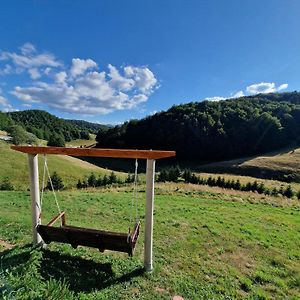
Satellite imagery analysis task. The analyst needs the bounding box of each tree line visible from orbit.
[77,172,135,189]
[157,166,299,199]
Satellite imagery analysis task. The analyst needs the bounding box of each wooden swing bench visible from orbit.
[37,211,140,256]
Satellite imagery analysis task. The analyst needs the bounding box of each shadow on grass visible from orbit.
[1,244,144,294]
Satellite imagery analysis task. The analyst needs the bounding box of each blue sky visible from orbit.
[0,0,300,124]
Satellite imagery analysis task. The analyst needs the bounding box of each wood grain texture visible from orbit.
[11,146,176,159]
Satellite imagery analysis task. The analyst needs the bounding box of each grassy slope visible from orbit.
[0,185,299,299]
[197,146,300,179]
[0,140,125,190]
[0,130,8,136]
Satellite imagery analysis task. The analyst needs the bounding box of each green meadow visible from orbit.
[1,185,299,299]
[0,140,125,190]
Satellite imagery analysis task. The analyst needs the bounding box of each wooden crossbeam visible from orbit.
[11,146,176,159]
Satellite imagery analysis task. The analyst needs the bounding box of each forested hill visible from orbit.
[6,110,107,142]
[96,92,300,161]
[247,91,300,104]
[64,119,108,134]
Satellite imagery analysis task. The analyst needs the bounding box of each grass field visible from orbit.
[66,134,96,148]
[0,184,299,299]
[0,140,125,190]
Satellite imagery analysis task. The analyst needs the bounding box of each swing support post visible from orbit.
[28,154,43,245]
[144,158,155,272]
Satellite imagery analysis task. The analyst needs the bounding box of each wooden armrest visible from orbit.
[47,211,66,226]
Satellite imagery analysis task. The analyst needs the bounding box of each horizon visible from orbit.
[0,1,300,124]
[3,90,299,126]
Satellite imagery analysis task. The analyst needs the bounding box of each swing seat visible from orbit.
[37,212,140,256]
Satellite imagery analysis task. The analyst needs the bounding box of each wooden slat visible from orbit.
[11,146,176,159]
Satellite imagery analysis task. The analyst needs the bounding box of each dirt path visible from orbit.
[0,239,14,250]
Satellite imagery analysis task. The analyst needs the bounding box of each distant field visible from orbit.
[0,140,125,190]
[0,184,299,299]
[66,134,96,147]
[197,146,300,181]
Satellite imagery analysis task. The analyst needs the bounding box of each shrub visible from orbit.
[251,181,258,192]
[125,173,135,183]
[234,179,241,190]
[284,185,294,198]
[182,169,192,182]
[87,173,97,187]
[0,177,14,190]
[80,130,90,140]
[76,179,83,189]
[108,172,118,184]
[271,187,278,196]
[257,183,265,194]
[207,176,216,186]
[47,172,64,190]
[7,125,28,145]
[47,133,65,147]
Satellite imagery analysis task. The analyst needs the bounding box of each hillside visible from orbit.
[197,146,300,182]
[0,140,125,190]
[96,92,300,162]
[65,119,108,134]
[6,110,107,142]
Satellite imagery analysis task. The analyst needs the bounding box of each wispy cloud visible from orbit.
[0,43,159,115]
[0,91,14,112]
[206,82,288,102]
[0,42,61,77]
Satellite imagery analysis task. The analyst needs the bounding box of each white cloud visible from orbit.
[70,58,97,77]
[0,43,61,75]
[0,94,14,112]
[124,66,157,93]
[44,67,52,75]
[205,96,226,102]
[278,83,288,91]
[0,64,12,75]
[246,82,288,94]
[20,42,36,55]
[28,68,41,79]
[231,90,244,98]
[206,82,288,102]
[108,64,134,91]
[55,71,67,84]
[11,64,158,115]
[22,103,32,108]
[1,43,158,115]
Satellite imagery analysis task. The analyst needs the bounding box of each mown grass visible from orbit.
[0,140,125,190]
[0,185,299,299]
